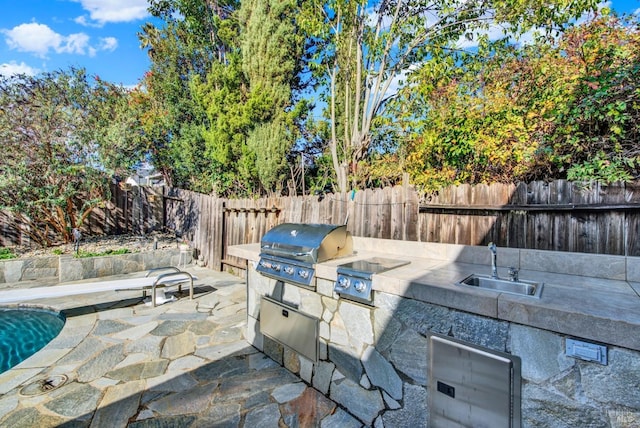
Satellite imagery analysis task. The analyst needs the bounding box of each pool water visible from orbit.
[0,308,65,374]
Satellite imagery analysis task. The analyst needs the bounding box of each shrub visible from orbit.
[0,248,17,260]
[74,248,131,258]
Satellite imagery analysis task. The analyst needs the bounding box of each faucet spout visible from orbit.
[488,242,498,278]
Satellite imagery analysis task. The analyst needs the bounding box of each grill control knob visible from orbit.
[354,280,366,292]
[273,264,281,272]
[260,261,271,269]
[338,276,350,289]
[283,266,294,275]
[298,270,309,279]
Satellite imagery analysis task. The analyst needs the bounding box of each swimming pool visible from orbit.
[0,307,65,374]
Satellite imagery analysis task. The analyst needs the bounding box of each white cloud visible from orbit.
[73,0,150,25]
[0,61,39,77]
[2,23,63,57]
[99,37,118,52]
[60,32,91,55]
[74,15,101,28]
[2,22,118,58]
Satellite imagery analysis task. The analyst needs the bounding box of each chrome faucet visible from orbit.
[488,242,498,278]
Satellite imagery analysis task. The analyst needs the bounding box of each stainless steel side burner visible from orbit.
[335,257,410,305]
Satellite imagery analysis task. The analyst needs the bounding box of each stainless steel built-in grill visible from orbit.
[257,223,353,288]
[335,257,410,305]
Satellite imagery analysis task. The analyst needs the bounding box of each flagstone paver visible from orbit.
[91,380,145,427]
[0,266,359,427]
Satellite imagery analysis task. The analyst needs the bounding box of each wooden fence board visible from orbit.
[441,211,456,244]
[627,214,640,256]
[599,212,624,255]
[512,183,528,205]
[601,182,625,204]
[430,213,442,243]
[528,182,550,204]
[455,213,471,245]
[552,213,568,252]
[532,213,551,250]
[471,183,488,205]
[474,212,496,246]
[505,212,526,248]
[391,186,403,240]
[378,187,389,239]
[625,182,640,203]
[549,180,572,204]
[403,179,417,241]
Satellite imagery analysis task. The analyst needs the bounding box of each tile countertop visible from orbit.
[227,238,640,352]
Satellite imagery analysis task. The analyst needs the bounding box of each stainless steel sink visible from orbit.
[457,274,543,298]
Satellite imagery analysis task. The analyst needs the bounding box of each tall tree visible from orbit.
[299,0,599,191]
[239,0,307,194]
[189,0,309,196]
[139,0,238,191]
[191,55,255,195]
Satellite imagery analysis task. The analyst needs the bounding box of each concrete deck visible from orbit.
[0,266,360,427]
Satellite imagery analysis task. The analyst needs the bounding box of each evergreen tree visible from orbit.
[239,0,305,195]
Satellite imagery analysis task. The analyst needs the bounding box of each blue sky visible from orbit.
[0,0,158,86]
[1,0,639,88]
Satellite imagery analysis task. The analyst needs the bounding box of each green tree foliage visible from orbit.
[298,0,598,192]
[239,0,306,195]
[139,0,238,191]
[192,55,256,195]
[389,12,640,190]
[135,1,637,195]
[389,38,548,189]
[91,77,149,174]
[551,14,640,182]
[142,0,307,197]
[0,68,136,245]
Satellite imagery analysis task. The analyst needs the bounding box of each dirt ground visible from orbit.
[10,232,183,259]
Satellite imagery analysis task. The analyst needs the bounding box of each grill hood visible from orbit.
[260,223,353,264]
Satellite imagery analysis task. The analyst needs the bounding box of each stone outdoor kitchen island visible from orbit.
[228,236,640,427]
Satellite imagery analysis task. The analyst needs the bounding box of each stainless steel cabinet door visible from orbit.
[429,334,521,428]
[260,296,319,362]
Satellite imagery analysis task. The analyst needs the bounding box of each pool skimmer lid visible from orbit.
[20,374,68,396]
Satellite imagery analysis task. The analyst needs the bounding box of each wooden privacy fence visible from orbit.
[419,180,640,256]
[86,185,165,236]
[164,180,640,270]
[3,180,640,266]
[163,183,419,269]
[0,184,164,247]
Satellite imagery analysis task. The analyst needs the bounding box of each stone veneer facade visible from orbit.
[246,267,640,427]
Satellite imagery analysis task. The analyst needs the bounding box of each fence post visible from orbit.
[220,201,226,271]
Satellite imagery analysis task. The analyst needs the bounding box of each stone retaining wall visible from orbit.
[0,257,59,283]
[0,248,192,284]
[246,269,640,427]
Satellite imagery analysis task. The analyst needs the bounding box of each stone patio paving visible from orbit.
[0,266,362,427]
